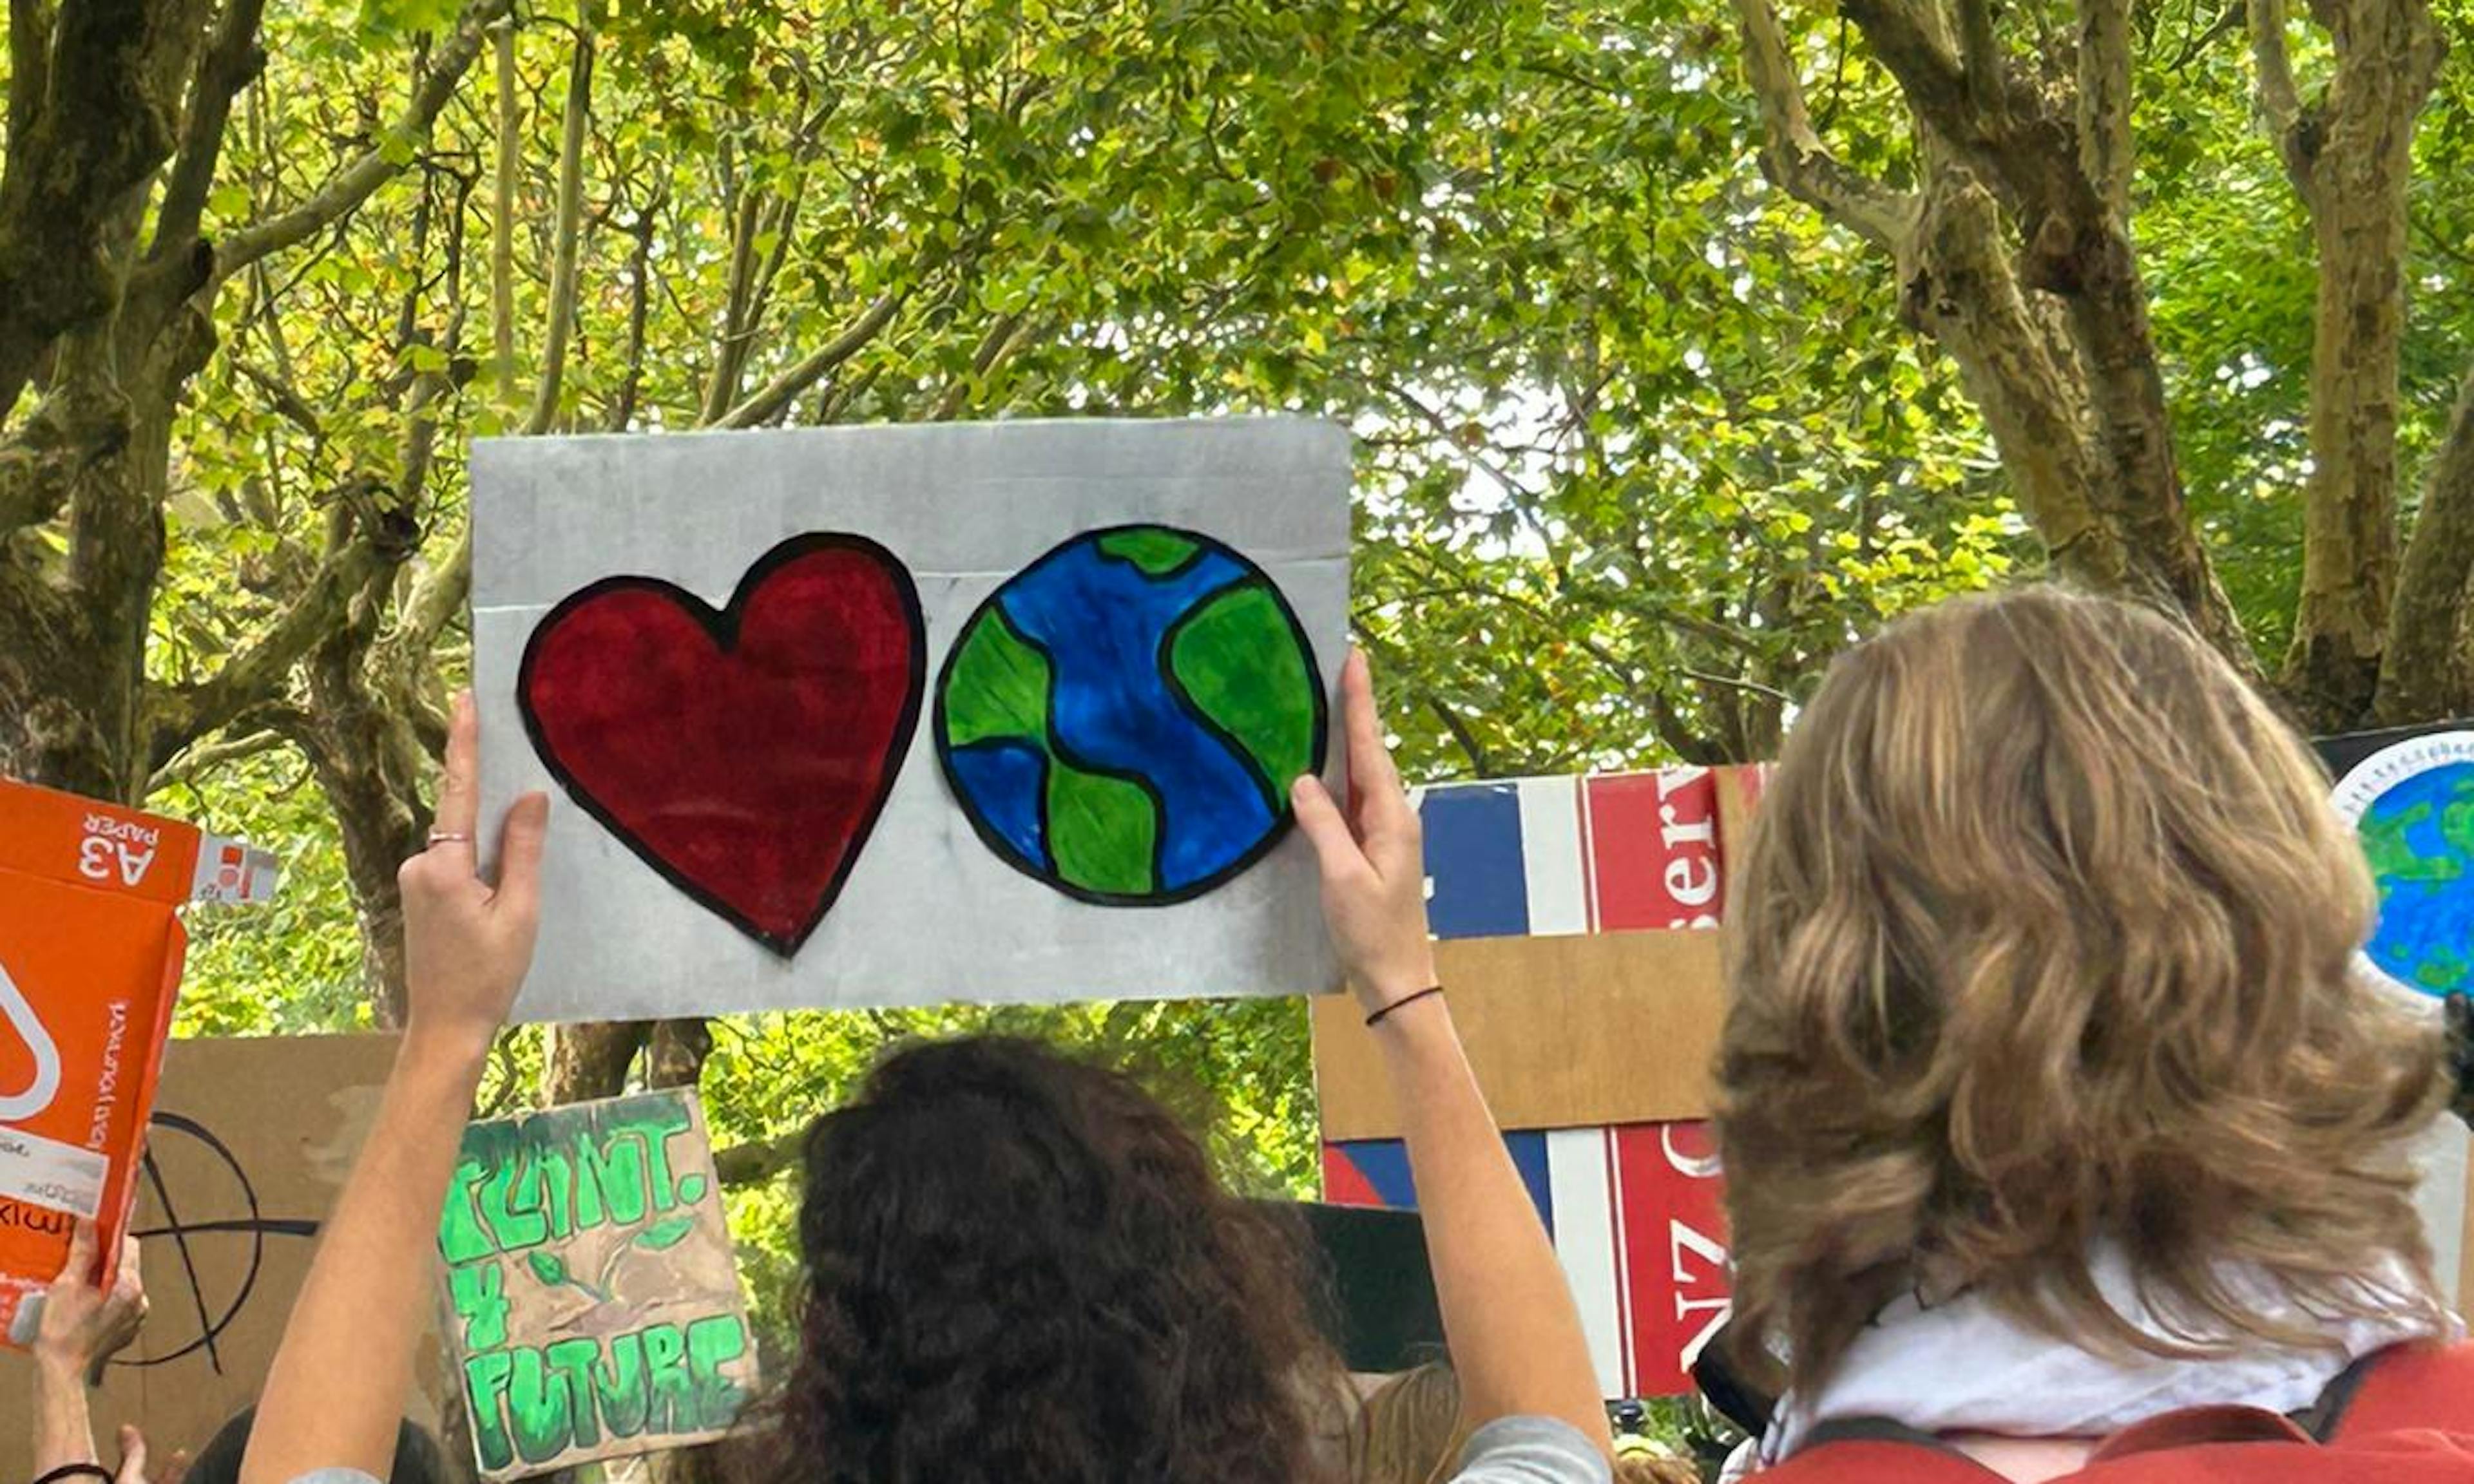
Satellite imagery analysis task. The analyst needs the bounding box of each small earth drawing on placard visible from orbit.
[935,524,1327,905]
[2332,732,2474,998]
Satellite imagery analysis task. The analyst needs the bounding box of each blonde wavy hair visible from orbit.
[1354,1363,1465,1484]
[1715,585,2450,1391]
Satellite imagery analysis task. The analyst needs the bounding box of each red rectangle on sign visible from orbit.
[1585,770,1724,933]
[1613,1121,1731,1398]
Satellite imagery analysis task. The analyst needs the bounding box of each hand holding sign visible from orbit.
[399,693,549,1061]
[1291,651,1439,1017]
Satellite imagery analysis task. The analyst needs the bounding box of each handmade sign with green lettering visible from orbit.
[436,1090,755,1479]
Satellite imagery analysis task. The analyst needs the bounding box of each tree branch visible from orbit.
[490,19,517,405]
[384,524,472,675]
[1837,0,1977,149]
[524,8,594,437]
[2377,361,2474,723]
[930,310,1036,420]
[150,0,270,258]
[146,523,390,766]
[699,152,767,426]
[146,724,288,795]
[233,359,323,437]
[714,1128,804,1188]
[215,0,512,278]
[716,290,903,429]
[1731,0,1918,251]
[6,0,50,149]
[2077,0,2136,219]
[2247,0,2316,201]
[1424,694,1493,776]
[606,196,659,431]
[0,0,193,418]
[1955,0,2004,117]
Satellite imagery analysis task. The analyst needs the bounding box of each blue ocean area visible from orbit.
[943,540,1273,891]
[2361,760,2473,995]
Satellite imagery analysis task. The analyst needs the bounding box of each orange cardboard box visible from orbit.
[0,777,276,1346]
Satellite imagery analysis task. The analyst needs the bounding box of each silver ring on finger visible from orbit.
[427,830,473,848]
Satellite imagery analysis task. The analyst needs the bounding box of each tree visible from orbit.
[1729,0,2474,727]
[0,0,508,811]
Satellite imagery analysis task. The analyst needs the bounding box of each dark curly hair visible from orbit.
[770,1035,1349,1484]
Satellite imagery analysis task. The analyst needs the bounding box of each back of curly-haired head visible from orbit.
[1716,585,2450,1391]
[771,1034,1348,1484]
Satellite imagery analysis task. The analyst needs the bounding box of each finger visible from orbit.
[432,689,482,856]
[1291,775,1371,880]
[57,1217,97,1286]
[1339,651,1414,837]
[117,1232,142,1289]
[116,1425,148,1484]
[490,791,551,912]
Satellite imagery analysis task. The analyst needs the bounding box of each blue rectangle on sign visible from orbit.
[1419,784,1531,939]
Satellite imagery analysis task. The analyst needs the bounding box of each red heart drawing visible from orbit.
[516,533,926,955]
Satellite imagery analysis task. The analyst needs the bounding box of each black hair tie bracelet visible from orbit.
[35,1465,117,1484]
[1365,985,1445,1028]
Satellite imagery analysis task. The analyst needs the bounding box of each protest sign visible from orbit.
[438,1090,756,1480]
[0,781,278,1351]
[1316,765,1755,1400]
[0,1034,412,1478]
[1322,736,2474,1398]
[472,418,1350,1022]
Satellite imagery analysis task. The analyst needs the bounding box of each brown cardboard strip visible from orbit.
[0,1034,424,1478]
[1312,929,1727,1143]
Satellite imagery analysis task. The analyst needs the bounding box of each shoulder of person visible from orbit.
[1452,1416,1616,1484]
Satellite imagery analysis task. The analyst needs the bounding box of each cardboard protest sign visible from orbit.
[1316,765,1754,1400]
[0,781,278,1350]
[438,1090,756,1479]
[2325,722,2474,1303]
[2326,725,2473,1002]
[0,1034,413,1478]
[472,419,1350,1022]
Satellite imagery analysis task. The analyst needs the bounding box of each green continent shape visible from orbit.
[1169,580,1318,795]
[943,609,1052,748]
[1096,527,1199,575]
[1046,756,1158,895]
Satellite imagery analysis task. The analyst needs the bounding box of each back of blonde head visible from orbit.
[1716,585,2448,1390]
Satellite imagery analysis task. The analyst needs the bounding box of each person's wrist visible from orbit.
[401,1011,497,1075]
[1359,956,1439,1012]
[30,1342,84,1380]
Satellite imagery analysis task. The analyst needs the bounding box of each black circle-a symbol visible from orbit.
[118,1110,321,1373]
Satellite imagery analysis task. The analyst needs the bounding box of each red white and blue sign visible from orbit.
[1321,767,1745,1399]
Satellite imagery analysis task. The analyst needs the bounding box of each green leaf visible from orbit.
[526,1251,570,1287]
[634,1216,698,1251]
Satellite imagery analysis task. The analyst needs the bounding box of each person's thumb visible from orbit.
[492,792,551,913]
[1290,775,1365,879]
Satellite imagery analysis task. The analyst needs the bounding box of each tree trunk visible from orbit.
[545,1022,649,1105]
[2378,362,2474,721]
[2285,0,2445,727]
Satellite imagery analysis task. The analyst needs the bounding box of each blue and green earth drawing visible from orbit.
[935,524,1327,904]
[2353,754,2473,996]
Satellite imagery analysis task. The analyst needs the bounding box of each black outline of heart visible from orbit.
[516,531,927,957]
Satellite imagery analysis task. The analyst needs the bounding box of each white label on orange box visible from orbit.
[0,1124,107,1219]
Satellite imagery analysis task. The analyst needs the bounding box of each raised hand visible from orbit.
[398,690,550,1059]
[32,1219,146,1381]
[1290,649,1439,1016]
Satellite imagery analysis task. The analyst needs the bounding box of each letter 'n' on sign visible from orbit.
[436,1089,757,1480]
